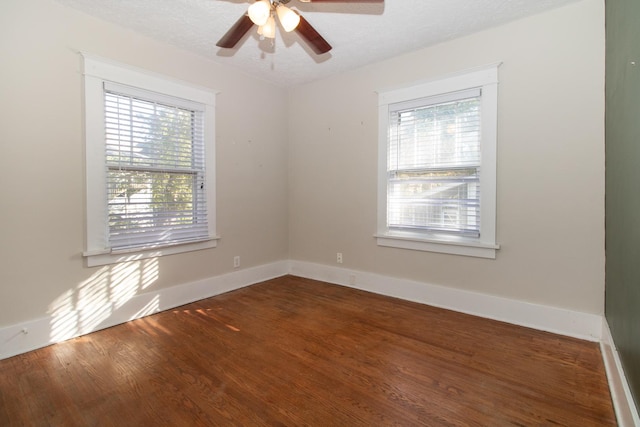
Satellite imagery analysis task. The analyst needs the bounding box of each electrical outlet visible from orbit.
[233,256,240,268]
[337,252,343,264]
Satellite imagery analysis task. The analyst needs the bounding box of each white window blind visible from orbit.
[387,88,481,236]
[104,82,209,251]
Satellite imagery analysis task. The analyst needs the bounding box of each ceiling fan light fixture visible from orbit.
[248,0,271,26]
[261,15,277,39]
[217,0,354,54]
[276,4,300,32]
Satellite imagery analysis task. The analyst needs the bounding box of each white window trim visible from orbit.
[376,64,501,259]
[82,53,219,267]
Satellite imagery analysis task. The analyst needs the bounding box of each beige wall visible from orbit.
[0,0,289,327]
[288,0,606,314]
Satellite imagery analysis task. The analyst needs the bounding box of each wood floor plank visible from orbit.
[0,275,616,426]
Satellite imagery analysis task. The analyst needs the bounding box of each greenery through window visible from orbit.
[105,89,208,250]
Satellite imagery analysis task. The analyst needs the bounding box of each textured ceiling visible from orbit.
[54,0,580,87]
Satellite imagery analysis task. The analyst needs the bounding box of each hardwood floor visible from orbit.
[0,276,616,426]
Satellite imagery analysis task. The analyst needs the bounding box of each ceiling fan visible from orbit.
[216,0,383,55]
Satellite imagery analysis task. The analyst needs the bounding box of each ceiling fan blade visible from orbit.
[216,14,254,49]
[295,15,332,54]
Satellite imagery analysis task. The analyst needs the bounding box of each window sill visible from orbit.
[83,237,219,267]
[375,232,499,259]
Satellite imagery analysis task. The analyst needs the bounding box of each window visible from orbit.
[83,54,218,266]
[376,65,500,258]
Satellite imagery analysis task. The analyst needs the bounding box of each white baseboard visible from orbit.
[289,260,603,341]
[0,260,289,360]
[601,320,640,427]
[0,259,604,356]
